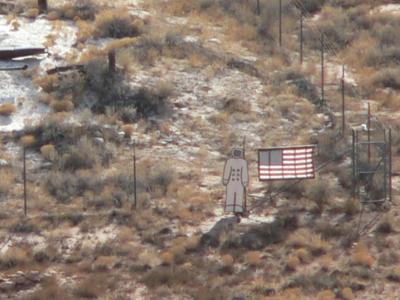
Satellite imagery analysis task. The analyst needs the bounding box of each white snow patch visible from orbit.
[0,16,77,132]
[373,4,400,15]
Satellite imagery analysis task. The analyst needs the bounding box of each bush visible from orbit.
[142,266,193,289]
[351,243,374,268]
[95,10,143,38]
[0,247,29,269]
[0,103,16,116]
[46,171,102,202]
[372,68,400,90]
[306,179,330,213]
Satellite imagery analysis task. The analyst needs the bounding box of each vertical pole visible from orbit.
[242,136,246,159]
[279,0,282,47]
[300,10,303,65]
[321,34,325,107]
[256,0,260,16]
[23,147,27,217]
[352,129,356,197]
[367,102,371,164]
[383,129,387,201]
[341,65,345,134]
[133,140,137,210]
[389,129,392,202]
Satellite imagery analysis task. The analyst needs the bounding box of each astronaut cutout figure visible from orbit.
[223,148,249,217]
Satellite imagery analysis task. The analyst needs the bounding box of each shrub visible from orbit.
[286,255,300,271]
[161,252,174,266]
[20,134,36,148]
[351,243,374,268]
[121,124,134,137]
[50,99,74,112]
[0,103,16,116]
[94,10,143,38]
[340,287,355,300]
[60,138,99,171]
[141,266,193,288]
[0,247,29,269]
[40,144,57,161]
[246,251,262,267]
[73,274,106,299]
[221,254,234,267]
[27,277,71,300]
[306,179,330,213]
[371,68,400,90]
[316,290,335,300]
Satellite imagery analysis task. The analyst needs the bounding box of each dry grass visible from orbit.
[40,144,57,161]
[0,247,29,269]
[161,251,174,266]
[94,9,144,38]
[286,255,300,271]
[50,99,74,112]
[0,103,16,116]
[287,228,330,256]
[340,287,355,300]
[316,290,335,300]
[20,134,36,147]
[221,254,234,267]
[351,243,374,268]
[246,251,262,267]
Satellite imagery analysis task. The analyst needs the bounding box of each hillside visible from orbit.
[1,0,400,299]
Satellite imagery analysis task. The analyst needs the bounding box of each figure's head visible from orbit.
[232,148,243,158]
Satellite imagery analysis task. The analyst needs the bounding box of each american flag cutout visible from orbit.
[258,145,317,181]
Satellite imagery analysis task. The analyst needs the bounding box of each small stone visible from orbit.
[0,159,8,167]
[0,280,14,291]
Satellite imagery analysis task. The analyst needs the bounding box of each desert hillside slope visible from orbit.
[1,0,400,299]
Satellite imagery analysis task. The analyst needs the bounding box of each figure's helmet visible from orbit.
[232,148,243,158]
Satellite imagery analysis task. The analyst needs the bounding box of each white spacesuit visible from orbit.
[223,149,249,214]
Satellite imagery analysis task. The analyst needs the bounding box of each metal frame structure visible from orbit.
[352,114,392,204]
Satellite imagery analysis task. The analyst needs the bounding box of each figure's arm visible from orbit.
[241,160,249,186]
[223,159,231,186]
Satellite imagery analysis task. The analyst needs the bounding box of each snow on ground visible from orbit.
[0,16,77,132]
[373,4,400,15]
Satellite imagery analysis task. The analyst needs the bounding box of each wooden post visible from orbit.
[256,0,260,16]
[279,0,282,47]
[38,0,47,13]
[133,140,137,210]
[300,10,303,64]
[23,147,27,217]
[320,34,325,106]
[341,65,345,134]
[367,102,371,164]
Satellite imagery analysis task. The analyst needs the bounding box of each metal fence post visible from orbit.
[279,0,282,47]
[321,34,325,106]
[341,65,345,134]
[300,10,303,64]
[23,147,27,217]
[133,140,137,210]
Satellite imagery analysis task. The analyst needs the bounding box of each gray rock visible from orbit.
[0,159,8,167]
[0,280,14,291]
